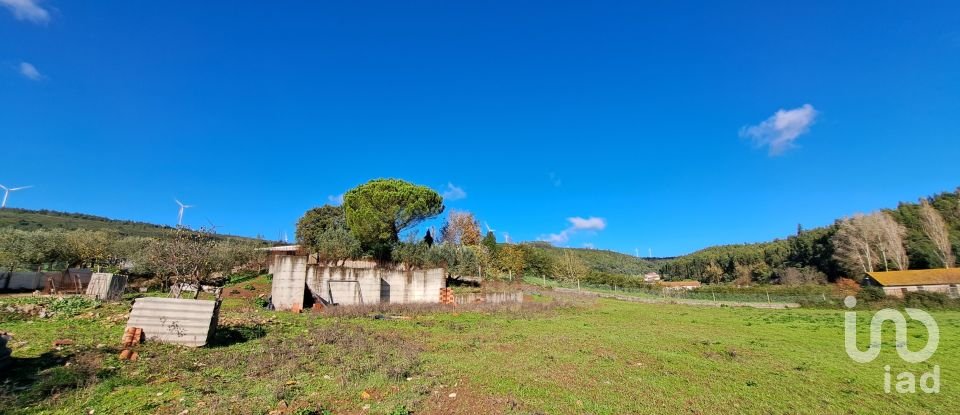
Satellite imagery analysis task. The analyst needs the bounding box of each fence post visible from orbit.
[822,293,827,302]
[577,279,581,292]
[543,274,546,287]
[712,292,716,302]
[766,290,771,304]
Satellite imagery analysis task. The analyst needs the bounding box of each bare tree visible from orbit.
[832,212,909,275]
[919,199,954,268]
[832,214,876,275]
[875,212,908,271]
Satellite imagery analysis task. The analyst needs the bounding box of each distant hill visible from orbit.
[522,241,663,275]
[0,208,257,240]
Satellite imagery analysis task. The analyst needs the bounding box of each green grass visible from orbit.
[2,288,958,414]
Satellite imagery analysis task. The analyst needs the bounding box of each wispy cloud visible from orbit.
[739,104,818,156]
[548,172,562,187]
[1,0,50,24]
[18,62,42,80]
[441,182,467,201]
[327,193,344,205]
[539,216,607,245]
[568,217,606,231]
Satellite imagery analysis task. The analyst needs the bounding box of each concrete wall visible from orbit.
[380,268,446,304]
[271,255,446,310]
[883,284,958,298]
[126,297,219,347]
[272,255,308,310]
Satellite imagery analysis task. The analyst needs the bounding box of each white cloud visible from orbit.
[739,104,818,156]
[327,193,344,205]
[441,182,466,201]
[1,0,50,24]
[539,216,607,246]
[542,231,569,244]
[548,172,562,187]
[19,62,42,81]
[568,216,606,231]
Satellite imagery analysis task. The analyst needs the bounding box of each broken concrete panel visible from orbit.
[86,273,127,301]
[126,297,219,347]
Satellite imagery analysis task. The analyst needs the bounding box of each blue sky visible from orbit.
[1,1,958,256]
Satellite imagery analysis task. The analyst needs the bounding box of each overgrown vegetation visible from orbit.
[0,226,268,296]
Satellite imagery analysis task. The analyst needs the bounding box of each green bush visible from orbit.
[903,291,954,309]
[856,286,885,303]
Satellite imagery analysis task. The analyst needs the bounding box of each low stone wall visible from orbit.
[454,291,524,305]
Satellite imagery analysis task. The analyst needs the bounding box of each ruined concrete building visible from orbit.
[267,246,446,311]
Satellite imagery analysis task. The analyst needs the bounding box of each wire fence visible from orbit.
[524,276,839,305]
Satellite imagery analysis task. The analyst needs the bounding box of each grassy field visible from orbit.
[1,277,958,414]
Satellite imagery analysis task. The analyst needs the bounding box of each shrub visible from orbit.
[856,286,885,303]
[904,291,954,309]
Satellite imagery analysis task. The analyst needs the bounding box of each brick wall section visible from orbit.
[440,288,455,305]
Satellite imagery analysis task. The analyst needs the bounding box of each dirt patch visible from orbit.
[222,279,271,300]
[417,380,523,415]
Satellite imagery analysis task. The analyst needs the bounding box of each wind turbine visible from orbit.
[0,184,33,208]
[484,222,496,234]
[175,199,194,226]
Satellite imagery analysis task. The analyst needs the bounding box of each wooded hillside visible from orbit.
[662,189,960,283]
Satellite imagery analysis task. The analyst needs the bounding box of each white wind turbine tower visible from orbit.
[484,222,496,234]
[175,199,194,226]
[0,184,33,208]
